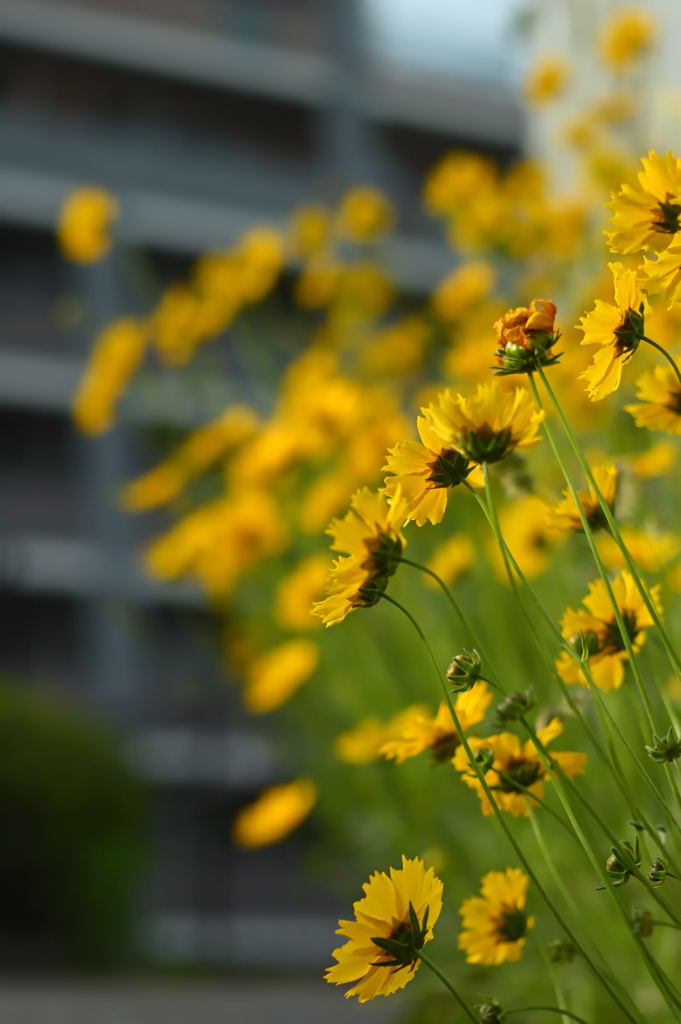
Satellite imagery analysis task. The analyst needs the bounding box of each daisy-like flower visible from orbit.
[545,464,619,532]
[494,299,560,374]
[577,262,647,401]
[459,868,535,965]
[606,151,681,255]
[453,717,587,817]
[642,241,681,308]
[313,488,407,627]
[556,571,661,691]
[380,683,493,765]
[383,406,483,526]
[426,382,544,466]
[325,856,443,1002]
[232,779,317,849]
[625,365,681,434]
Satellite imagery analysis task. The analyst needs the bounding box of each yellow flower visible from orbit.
[424,151,497,217]
[597,526,679,573]
[244,639,319,714]
[625,365,681,434]
[605,151,681,255]
[144,491,286,597]
[274,556,328,631]
[431,262,495,322]
[453,717,587,817]
[361,317,430,375]
[459,869,535,965]
[577,262,647,401]
[288,203,331,258]
[545,464,618,532]
[425,534,475,588]
[336,187,396,244]
[313,488,407,627]
[642,241,681,308]
[380,684,493,765]
[525,57,569,105]
[427,382,544,465]
[489,495,558,581]
[325,856,443,1002]
[57,186,118,263]
[384,405,484,527]
[72,318,147,435]
[628,439,677,478]
[494,299,559,373]
[232,779,317,849]
[120,405,258,511]
[556,571,661,691]
[600,9,655,72]
[334,705,428,765]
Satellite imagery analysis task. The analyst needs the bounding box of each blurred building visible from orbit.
[0,0,521,969]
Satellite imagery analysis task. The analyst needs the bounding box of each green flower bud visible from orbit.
[446,649,483,693]
[547,938,577,964]
[632,907,654,938]
[476,999,506,1023]
[645,726,681,764]
[494,688,535,726]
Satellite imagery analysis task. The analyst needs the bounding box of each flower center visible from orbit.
[461,425,513,464]
[665,388,681,415]
[653,196,681,235]
[497,907,528,942]
[497,757,543,792]
[599,609,639,654]
[357,533,403,607]
[427,448,472,488]
[429,731,459,762]
[614,306,644,357]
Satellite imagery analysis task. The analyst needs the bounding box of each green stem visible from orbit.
[507,1007,591,1024]
[414,950,477,1022]
[527,804,579,915]
[390,556,500,679]
[641,335,681,389]
[649,919,681,929]
[527,372,657,734]
[536,362,681,684]
[379,593,643,1024]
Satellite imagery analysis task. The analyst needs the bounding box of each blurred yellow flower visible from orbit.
[57,186,118,263]
[627,439,677,478]
[424,151,497,216]
[626,365,681,434]
[600,9,655,72]
[425,533,475,588]
[459,869,535,965]
[431,262,495,322]
[545,464,618,532]
[288,203,331,258]
[325,856,443,1002]
[489,495,558,581]
[274,556,328,631]
[597,526,679,573]
[336,186,396,244]
[72,318,147,435]
[525,57,569,105]
[121,405,258,511]
[380,684,493,765]
[232,779,317,848]
[556,571,660,691]
[334,705,428,765]
[244,639,319,714]
[454,717,587,817]
[606,150,681,255]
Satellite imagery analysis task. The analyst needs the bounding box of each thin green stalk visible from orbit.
[527,372,657,734]
[390,556,501,679]
[414,950,477,1022]
[641,335,681,388]
[649,919,681,930]
[378,592,643,1024]
[507,1007,591,1024]
[536,362,681,682]
[528,804,579,915]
